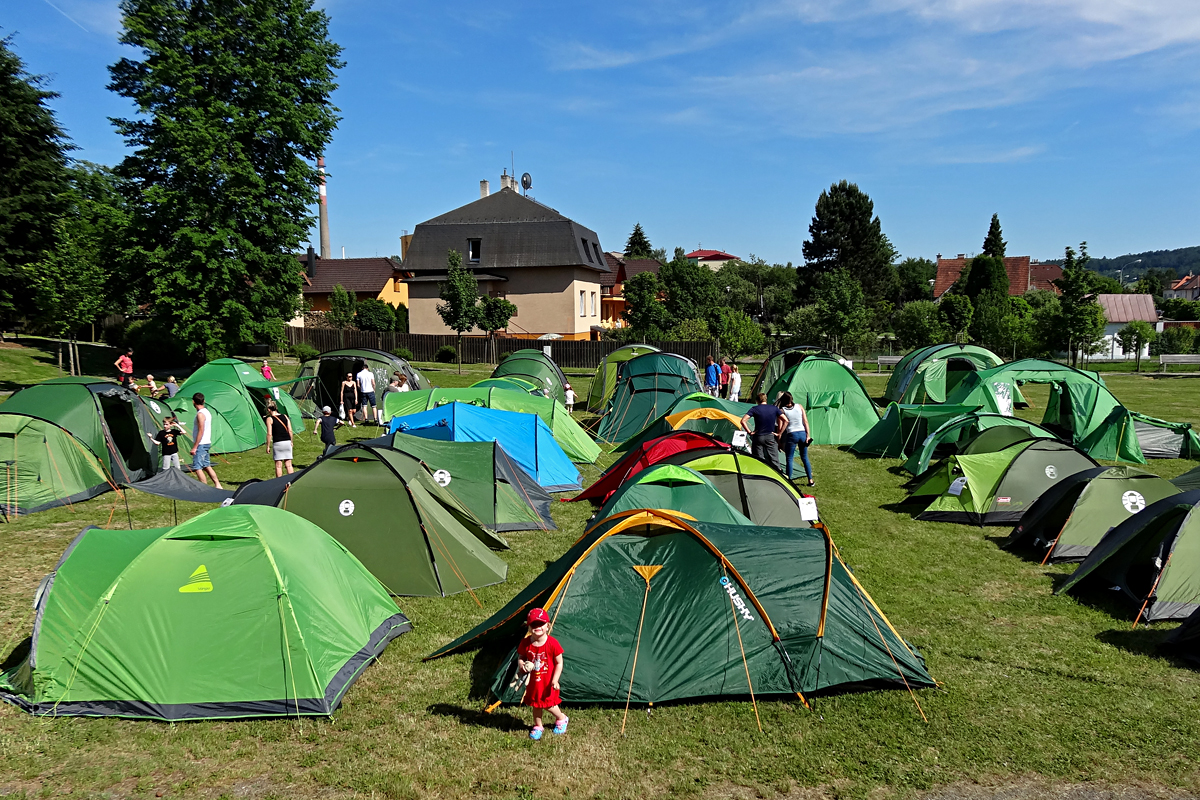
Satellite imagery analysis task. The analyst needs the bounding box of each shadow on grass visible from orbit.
[427,703,528,732]
[1096,627,1173,658]
[1046,573,1139,619]
[880,500,924,516]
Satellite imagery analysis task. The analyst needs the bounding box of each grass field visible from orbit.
[1,344,1199,799]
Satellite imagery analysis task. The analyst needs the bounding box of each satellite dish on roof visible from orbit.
[521,172,532,193]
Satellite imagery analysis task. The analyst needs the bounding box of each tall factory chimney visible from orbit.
[318,156,331,259]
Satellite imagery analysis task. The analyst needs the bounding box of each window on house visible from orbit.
[591,292,597,316]
[580,290,586,316]
[582,238,593,263]
[468,239,481,263]
[592,242,603,264]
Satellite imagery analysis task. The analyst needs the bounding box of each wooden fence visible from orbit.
[285,328,720,370]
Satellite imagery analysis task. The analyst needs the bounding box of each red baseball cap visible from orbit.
[526,608,550,625]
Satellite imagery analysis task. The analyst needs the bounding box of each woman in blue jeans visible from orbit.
[775,392,814,486]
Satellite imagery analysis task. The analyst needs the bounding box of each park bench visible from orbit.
[876,355,902,373]
[1159,354,1200,372]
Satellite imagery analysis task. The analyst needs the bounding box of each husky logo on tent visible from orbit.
[179,565,213,593]
[339,499,355,516]
[719,576,754,622]
[1045,465,1058,479]
[1121,491,1146,513]
[433,469,452,487]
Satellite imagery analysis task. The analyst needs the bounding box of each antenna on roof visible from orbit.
[521,172,532,195]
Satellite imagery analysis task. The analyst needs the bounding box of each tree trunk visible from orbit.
[75,340,82,375]
[57,340,63,375]
[67,338,76,376]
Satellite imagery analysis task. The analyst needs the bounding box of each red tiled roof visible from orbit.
[601,252,624,287]
[1097,294,1157,324]
[686,249,738,261]
[294,255,401,294]
[1029,262,1063,293]
[933,255,1061,298]
[1171,274,1200,291]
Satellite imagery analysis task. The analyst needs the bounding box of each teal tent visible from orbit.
[852,403,981,458]
[596,352,704,443]
[587,344,661,411]
[491,349,567,404]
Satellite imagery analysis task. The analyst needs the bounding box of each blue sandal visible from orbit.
[529,725,544,740]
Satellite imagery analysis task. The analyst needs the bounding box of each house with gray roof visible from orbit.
[401,176,610,339]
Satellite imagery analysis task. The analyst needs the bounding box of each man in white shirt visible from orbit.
[189,392,222,488]
[356,366,380,425]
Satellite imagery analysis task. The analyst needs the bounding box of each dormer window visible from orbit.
[468,239,481,263]
[582,238,594,262]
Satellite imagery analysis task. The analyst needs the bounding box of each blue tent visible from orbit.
[388,402,581,492]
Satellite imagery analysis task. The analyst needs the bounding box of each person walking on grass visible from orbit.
[189,393,222,488]
[775,391,814,487]
[741,393,781,472]
[517,608,567,740]
[728,364,742,402]
[114,348,133,387]
[261,360,275,381]
[264,399,294,477]
[356,364,380,425]
[704,355,720,397]
[315,405,341,456]
[340,372,359,428]
[563,383,575,413]
[719,357,731,399]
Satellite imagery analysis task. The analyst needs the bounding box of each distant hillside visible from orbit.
[1087,246,1200,280]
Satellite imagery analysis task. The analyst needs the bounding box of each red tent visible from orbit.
[571,431,730,504]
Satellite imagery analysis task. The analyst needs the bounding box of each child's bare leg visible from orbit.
[546,704,567,723]
[532,710,544,728]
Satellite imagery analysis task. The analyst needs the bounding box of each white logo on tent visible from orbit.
[1121,491,1146,513]
[1045,465,1058,479]
[433,469,452,487]
[271,387,280,400]
[149,401,162,414]
[220,498,234,507]
[992,381,1014,416]
[339,499,355,516]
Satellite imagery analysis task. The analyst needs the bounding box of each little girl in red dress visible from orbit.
[516,608,568,740]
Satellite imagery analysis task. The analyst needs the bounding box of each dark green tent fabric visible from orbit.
[169,359,305,454]
[595,465,754,526]
[1005,466,1181,562]
[903,412,1058,477]
[1161,606,1200,666]
[883,344,1005,404]
[232,443,508,597]
[492,349,567,404]
[658,449,814,528]
[0,505,410,719]
[1173,465,1200,492]
[1056,490,1200,622]
[749,346,844,399]
[596,353,704,443]
[1,378,162,516]
[852,403,981,458]
[764,356,880,445]
[910,439,1099,525]
[373,432,555,532]
[290,348,430,418]
[587,344,660,411]
[427,510,933,707]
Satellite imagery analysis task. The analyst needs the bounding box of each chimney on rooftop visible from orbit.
[480,180,490,198]
[306,245,316,279]
[958,254,966,259]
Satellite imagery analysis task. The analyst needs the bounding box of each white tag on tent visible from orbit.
[948,477,968,496]
[731,430,748,448]
[543,346,552,358]
[798,496,819,521]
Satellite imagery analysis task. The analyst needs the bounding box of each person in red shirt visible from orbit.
[516,607,567,740]
[719,357,732,399]
[114,349,134,387]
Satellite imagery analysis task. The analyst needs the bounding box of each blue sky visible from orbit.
[7,0,1200,265]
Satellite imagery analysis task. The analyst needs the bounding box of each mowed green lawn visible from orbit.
[0,347,1199,799]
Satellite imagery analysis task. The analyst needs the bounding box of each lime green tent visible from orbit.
[944,358,1142,463]
[595,465,754,526]
[381,387,599,463]
[427,509,934,708]
[232,443,508,597]
[764,356,880,445]
[290,348,431,418]
[1057,489,1200,622]
[0,505,409,719]
[749,346,844,399]
[470,377,542,395]
[1004,466,1180,562]
[883,344,1006,404]
[909,439,1098,525]
[492,349,567,404]
[852,403,981,458]
[903,412,1058,477]
[169,359,305,454]
[587,344,660,411]
[659,449,814,528]
[1,378,163,517]
[596,353,705,443]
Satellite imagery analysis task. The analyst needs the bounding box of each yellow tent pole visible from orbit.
[726,576,762,733]
[622,565,662,734]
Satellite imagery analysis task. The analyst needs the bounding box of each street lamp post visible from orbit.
[1117,258,1142,289]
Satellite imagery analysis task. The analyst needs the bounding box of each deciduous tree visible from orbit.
[711,307,764,360]
[940,295,974,342]
[1053,243,1106,367]
[354,298,395,332]
[622,272,670,335]
[31,223,106,375]
[437,249,480,373]
[813,270,871,353]
[477,295,518,363]
[660,247,722,327]
[1117,320,1156,372]
[894,300,946,350]
[896,257,936,302]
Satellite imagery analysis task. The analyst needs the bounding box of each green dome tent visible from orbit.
[883,344,1006,404]
[0,505,409,720]
[596,352,704,444]
[852,403,981,459]
[595,465,754,526]
[657,449,813,528]
[169,358,306,454]
[587,344,660,412]
[290,348,431,418]
[427,509,934,710]
[749,345,844,399]
[470,377,543,395]
[381,387,599,463]
[909,438,1099,525]
[764,356,881,445]
[1173,464,1200,492]
[1004,466,1180,563]
[902,412,1058,477]
[1057,490,1200,623]
[233,443,508,597]
[491,349,567,404]
[1,378,163,517]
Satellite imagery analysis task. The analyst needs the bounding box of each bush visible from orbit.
[290,342,319,362]
[393,303,409,334]
[1152,325,1196,356]
[435,344,457,363]
[391,347,414,361]
[122,318,191,367]
[669,318,711,341]
[260,317,288,352]
[355,299,396,332]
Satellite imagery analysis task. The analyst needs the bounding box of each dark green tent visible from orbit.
[596,353,704,443]
[764,356,880,445]
[595,464,753,526]
[492,349,568,404]
[1173,465,1200,492]
[1,378,162,517]
[290,348,430,418]
[749,345,844,399]
[903,412,1058,477]
[1161,606,1200,666]
[587,344,661,412]
[0,505,410,720]
[614,407,749,454]
[852,403,981,458]
[1057,490,1200,623]
[427,509,934,709]
[657,449,814,528]
[909,439,1099,525]
[169,359,306,454]
[883,344,1006,404]
[233,443,508,597]
[1004,466,1181,562]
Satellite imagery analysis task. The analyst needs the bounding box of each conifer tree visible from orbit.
[982,213,1007,259]
[624,223,653,259]
[799,180,897,304]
